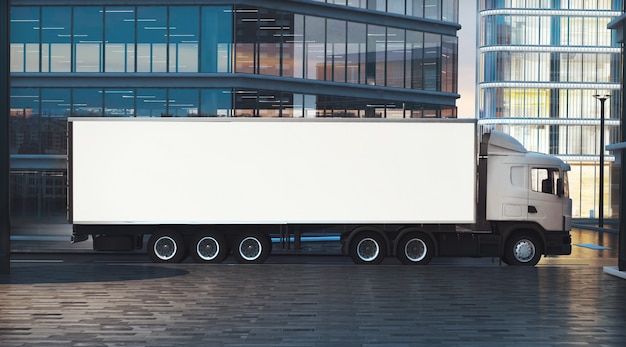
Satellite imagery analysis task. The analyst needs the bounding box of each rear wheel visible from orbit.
[147,230,186,263]
[503,232,542,266]
[233,232,272,264]
[396,232,434,265]
[349,231,386,265]
[190,231,229,263]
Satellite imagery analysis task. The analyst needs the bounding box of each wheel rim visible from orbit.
[154,236,177,261]
[239,237,262,261]
[513,239,536,263]
[356,237,379,262]
[196,236,219,261]
[404,238,427,262]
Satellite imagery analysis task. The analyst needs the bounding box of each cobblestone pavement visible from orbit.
[1,260,626,347]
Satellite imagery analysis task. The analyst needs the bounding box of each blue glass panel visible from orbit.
[136,89,167,117]
[201,6,232,73]
[74,7,103,72]
[10,7,40,43]
[41,89,71,117]
[105,7,135,43]
[168,89,199,116]
[200,89,232,116]
[72,89,103,117]
[42,7,71,71]
[41,7,71,44]
[10,88,39,111]
[104,89,135,117]
[137,7,167,43]
[169,7,199,72]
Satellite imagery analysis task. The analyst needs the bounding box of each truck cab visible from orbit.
[483,131,572,264]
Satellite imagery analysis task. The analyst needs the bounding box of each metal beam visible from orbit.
[11,73,460,107]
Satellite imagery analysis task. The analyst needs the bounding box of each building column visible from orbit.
[0,0,11,275]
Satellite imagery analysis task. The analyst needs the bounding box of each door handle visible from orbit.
[528,206,538,213]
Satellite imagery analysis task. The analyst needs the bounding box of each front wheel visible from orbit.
[233,232,272,264]
[396,232,434,265]
[147,230,186,263]
[503,233,542,266]
[349,231,386,265]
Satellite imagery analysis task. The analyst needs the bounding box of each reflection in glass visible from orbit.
[72,89,103,117]
[168,89,199,116]
[169,7,199,73]
[104,89,135,117]
[200,89,232,117]
[42,7,72,72]
[201,6,232,73]
[136,88,167,117]
[10,6,40,72]
[105,7,135,72]
[74,7,103,72]
[137,6,167,72]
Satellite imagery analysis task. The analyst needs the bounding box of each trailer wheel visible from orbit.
[396,232,434,265]
[349,231,386,265]
[233,232,271,264]
[503,232,542,266]
[148,230,186,263]
[190,231,229,263]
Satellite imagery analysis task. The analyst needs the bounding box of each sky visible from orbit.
[456,1,478,118]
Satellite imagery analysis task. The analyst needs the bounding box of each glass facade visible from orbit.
[9,0,460,221]
[478,0,623,218]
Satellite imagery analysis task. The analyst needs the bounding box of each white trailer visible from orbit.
[68,118,572,266]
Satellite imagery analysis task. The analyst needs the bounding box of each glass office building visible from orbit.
[9,0,460,221]
[478,0,622,218]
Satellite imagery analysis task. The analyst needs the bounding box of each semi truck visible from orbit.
[68,118,572,266]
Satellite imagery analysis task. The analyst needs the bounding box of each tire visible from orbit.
[503,232,542,266]
[190,231,229,263]
[396,232,434,265]
[233,232,272,264]
[147,230,186,263]
[349,231,386,265]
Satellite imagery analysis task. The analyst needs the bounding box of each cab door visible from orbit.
[527,167,567,231]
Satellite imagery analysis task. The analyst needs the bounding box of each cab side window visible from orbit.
[531,168,559,195]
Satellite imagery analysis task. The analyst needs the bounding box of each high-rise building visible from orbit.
[9,0,460,222]
[478,0,623,218]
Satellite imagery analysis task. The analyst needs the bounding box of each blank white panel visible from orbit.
[70,119,477,224]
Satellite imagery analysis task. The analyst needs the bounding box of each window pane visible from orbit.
[347,22,366,84]
[327,19,346,82]
[423,33,440,91]
[10,7,40,72]
[200,89,232,117]
[136,89,167,117]
[168,89,199,116]
[40,88,71,154]
[201,6,232,73]
[169,7,199,72]
[305,16,325,80]
[42,7,72,72]
[105,7,135,72]
[104,89,135,117]
[74,7,103,72]
[137,7,167,72]
[387,28,405,88]
[72,89,103,117]
[366,25,385,86]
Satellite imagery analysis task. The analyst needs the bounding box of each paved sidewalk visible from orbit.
[1,261,625,346]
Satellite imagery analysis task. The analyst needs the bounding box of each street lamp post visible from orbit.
[594,94,610,228]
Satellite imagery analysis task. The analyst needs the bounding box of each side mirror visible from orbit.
[557,178,564,197]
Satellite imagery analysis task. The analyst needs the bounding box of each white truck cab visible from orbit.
[482,131,572,264]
